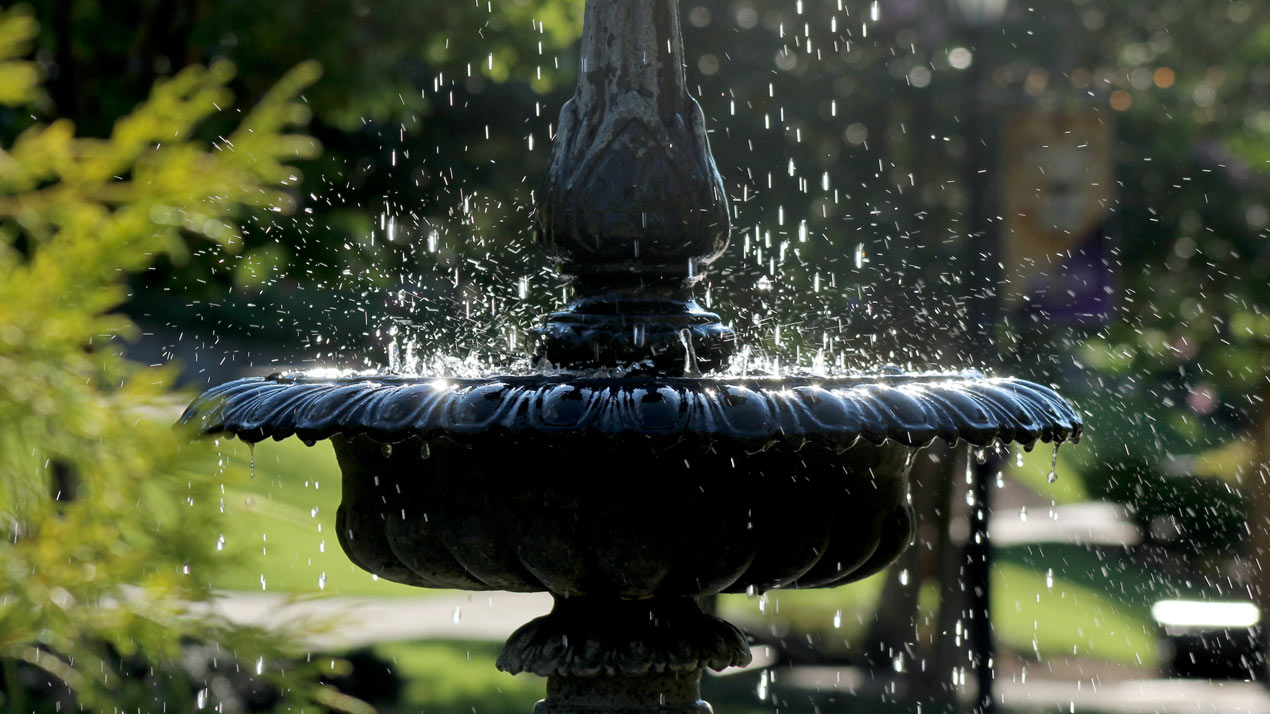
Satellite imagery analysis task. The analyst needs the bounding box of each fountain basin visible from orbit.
[183,372,1079,599]
[332,430,911,596]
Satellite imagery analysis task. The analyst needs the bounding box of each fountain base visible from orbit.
[537,672,708,714]
[499,597,749,714]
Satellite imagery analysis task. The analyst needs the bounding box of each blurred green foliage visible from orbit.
[1073,2,1269,452]
[0,5,370,711]
[1063,2,1270,613]
[8,0,584,366]
[1083,455,1245,556]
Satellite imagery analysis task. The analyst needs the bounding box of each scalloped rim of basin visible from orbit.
[181,371,1082,449]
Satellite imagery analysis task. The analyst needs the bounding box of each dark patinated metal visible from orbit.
[533,0,732,371]
[181,2,1084,713]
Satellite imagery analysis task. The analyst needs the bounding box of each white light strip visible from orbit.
[1151,600,1260,628]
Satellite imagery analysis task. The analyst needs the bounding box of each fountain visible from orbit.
[182,2,1082,712]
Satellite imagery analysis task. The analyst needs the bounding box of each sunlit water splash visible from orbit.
[344,326,997,382]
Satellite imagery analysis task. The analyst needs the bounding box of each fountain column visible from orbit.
[533,0,734,373]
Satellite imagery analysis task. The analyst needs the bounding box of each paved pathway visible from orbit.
[998,677,1270,714]
[779,667,1270,714]
[990,500,1141,546]
[206,590,553,650]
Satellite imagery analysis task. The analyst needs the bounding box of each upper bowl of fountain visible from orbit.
[182,368,1079,598]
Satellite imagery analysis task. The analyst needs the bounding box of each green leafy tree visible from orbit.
[1077,0,1270,651]
[0,7,365,712]
[11,0,584,368]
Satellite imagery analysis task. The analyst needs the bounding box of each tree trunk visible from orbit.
[1250,380,1270,672]
[51,0,77,122]
[865,441,960,712]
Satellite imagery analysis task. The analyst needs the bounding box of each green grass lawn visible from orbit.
[720,539,1183,668]
[373,639,544,714]
[184,436,428,596]
[718,572,888,650]
[993,559,1158,665]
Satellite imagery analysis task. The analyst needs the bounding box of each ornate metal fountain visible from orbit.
[183,2,1082,712]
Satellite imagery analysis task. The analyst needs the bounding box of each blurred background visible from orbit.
[1,0,1268,712]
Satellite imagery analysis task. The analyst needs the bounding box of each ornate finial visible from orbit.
[533,0,734,372]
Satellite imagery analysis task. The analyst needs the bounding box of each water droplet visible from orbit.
[452,606,462,623]
[1048,443,1060,483]
[248,442,256,479]
[381,442,393,458]
[1045,568,1054,589]
[420,443,431,460]
[833,609,842,628]
[1015,448,1025,468]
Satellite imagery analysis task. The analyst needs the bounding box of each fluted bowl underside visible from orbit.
[331,431,912,596]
